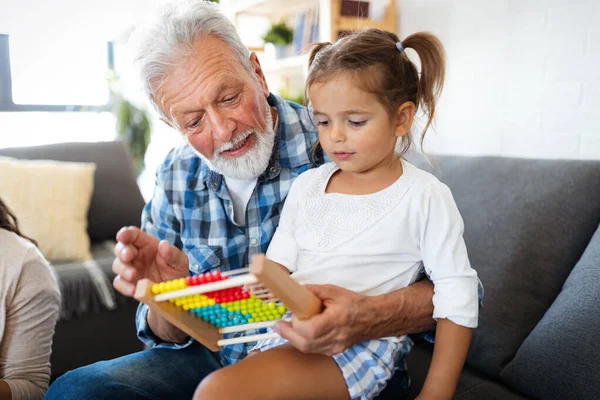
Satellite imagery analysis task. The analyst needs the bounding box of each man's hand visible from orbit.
[112,226,190,297]
[273,284,370,356]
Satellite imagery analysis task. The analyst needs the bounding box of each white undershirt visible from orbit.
[224,108,278,226]
[224,176,257,225]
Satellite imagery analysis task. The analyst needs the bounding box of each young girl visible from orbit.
[194,29,480,400]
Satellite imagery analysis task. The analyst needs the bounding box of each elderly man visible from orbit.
[45,1,436,399]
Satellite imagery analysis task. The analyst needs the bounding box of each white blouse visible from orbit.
[267,160,480,328]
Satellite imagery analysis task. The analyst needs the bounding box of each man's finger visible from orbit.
[273,320,313,353]
[114,244,139,263]
[113,275,136,297]
[158,240,188,269]
[116,226,153,249]
[112,259,138,282]
[304,283,340,300]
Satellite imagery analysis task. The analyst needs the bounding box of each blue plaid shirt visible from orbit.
[136,94,323,353]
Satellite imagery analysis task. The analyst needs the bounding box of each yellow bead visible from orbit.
[151,284,159,294]
[209,298,216,305]
[248,318,254,323]
[268,302,276,309]
[158,282,166,293]
[277,305,286,314]
[183,304,190,310]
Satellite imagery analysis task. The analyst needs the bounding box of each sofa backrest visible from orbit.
[408,154,600,377]
[0,141,146,242]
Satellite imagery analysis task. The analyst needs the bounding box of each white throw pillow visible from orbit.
[0,156,96,261]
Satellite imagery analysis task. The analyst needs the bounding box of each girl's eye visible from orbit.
[349,120,366,127]
[317,120,330,127]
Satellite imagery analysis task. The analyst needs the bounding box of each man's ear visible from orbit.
[394,101,416,137]
[249,52,270,98]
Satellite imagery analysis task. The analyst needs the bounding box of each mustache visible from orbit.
[215,130,254,155]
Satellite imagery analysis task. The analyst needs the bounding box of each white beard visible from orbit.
[189,99,276,180]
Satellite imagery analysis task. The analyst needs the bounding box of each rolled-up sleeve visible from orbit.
[418,182,481,328]
[135,162,192,349]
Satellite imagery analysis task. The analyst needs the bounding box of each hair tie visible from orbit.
[396,42,405,53]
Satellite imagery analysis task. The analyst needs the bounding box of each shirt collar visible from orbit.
[196,92,317,192]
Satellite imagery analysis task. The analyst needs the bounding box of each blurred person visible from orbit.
[0,197,60,400]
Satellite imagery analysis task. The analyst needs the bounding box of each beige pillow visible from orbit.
[0,156,96,261]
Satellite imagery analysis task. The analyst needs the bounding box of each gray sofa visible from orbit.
[395,155,600,400]
[0,140,146,380]
[2,140,599,399]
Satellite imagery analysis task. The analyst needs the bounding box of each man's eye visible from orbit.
[223,94,239,104]
[349,120,366,127]
[187,119,200,130]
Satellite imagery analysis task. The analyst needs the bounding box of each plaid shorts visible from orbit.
[253,334,413,400]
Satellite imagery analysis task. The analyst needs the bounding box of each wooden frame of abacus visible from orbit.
[134,255,322,351]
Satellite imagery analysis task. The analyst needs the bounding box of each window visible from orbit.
[0,34,113,111]
[0,34,117,147]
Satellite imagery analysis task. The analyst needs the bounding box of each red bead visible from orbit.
[213,271,222,281]
[191,276,200,286]
[242,292,249,299]
[185,276,193,286]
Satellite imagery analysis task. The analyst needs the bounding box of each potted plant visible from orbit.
[107,72,151,176]
[262,21,294,59]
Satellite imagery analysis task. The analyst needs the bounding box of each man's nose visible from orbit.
[208,110,236,143]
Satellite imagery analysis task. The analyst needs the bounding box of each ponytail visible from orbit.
[401,32,446,148]
[304,29,446,157]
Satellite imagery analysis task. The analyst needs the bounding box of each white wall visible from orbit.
[397,0,600,160]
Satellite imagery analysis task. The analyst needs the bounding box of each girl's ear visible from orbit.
[394,101,416,137]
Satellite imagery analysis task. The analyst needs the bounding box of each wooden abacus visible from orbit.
[134,255,322,351]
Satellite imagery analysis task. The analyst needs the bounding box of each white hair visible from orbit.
[128,0,252,118]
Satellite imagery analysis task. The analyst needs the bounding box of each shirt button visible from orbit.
[250,238,257,246]
[269,167,277,173]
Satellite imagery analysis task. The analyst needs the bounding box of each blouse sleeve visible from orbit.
[266,171,312,272]
[417,181,480,328]
[1,248,61,399]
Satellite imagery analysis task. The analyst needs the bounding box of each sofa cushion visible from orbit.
[500,223,600,400]
[0,156,96,260]
[406,342,531,400]
[0,141,146,242]
[408,155,600,376]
